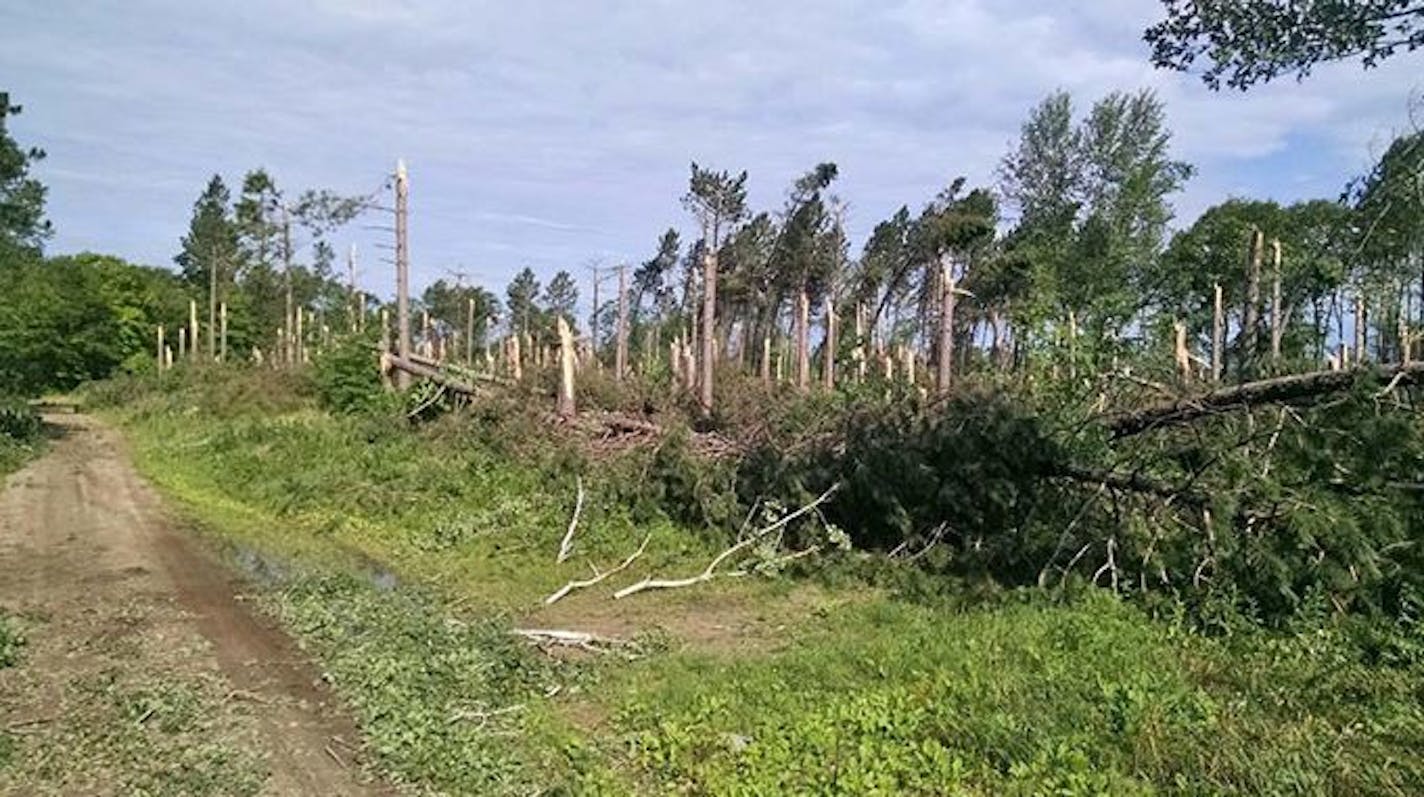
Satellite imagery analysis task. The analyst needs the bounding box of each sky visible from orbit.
[3,0,1421,305]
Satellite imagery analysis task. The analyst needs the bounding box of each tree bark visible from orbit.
[615,265,629,381]
[796,285,810,391]
[700,249,716,412]
[556,317,576,419]
[1211,282,1224,383]
[822,295,837,390]
[936,258,955,395]
[1243,228,1263,373]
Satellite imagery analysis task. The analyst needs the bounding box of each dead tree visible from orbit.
[937,259,956,395]
[1211,282,1224,382]
[395,159,412,389]
[1243,228,1263,371]
[796,287,811,391]
[615,265,628,380]
[556,317,576,419]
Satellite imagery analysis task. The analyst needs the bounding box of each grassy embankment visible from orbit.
[89,371,1424,795]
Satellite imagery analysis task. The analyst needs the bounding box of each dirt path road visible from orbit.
[0,411,387,796]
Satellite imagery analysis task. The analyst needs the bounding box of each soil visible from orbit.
[0,411,389,795]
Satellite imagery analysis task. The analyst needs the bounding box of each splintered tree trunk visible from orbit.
[219,302,228,362]
[208,254,218,360]
[937,259,955,395]
[379,309,392,390]
[1173,320,1190,382]
[156,325,165,373]
[395,160,411,388]
[1212,282,1224,383]
[1355,294,1367,363]
[855,302,867,383]
[466,298,475,367]
[761,332,772,386]
[822,296,837,390]
[178,326,187,360]
[189,300,199,362]
[1270,239,1283,364]
[509,335,523,381]
[615,265,629,381]
[796,286,810,392]
[556,317,576,419]
[700,249,716,412]
[1243,228,1263,370]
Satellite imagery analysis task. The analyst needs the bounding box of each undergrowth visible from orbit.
[83,367,1424,795]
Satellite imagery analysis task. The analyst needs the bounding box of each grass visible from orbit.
[94,371,1424,795]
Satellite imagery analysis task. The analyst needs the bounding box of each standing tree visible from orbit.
[506,267,542,348]
[544,269,580,332]
[773,163,839,391]
[0,93,51,258]
[1146,0,1424,89]
[682,163,748,411]
[175,175,240,359]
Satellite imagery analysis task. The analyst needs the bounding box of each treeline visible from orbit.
[568,89,1422,408]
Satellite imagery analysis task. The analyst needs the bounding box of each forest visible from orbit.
[3,3,1424,795]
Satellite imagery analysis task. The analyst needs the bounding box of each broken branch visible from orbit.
[613,483,841,599]
[556,477,585,563]
[544,533,651,605]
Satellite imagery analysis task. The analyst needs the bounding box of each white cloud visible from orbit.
[2,0,1420,303]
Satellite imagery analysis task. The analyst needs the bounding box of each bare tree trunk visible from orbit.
[700,249,716,412]
[556,317,576,419]
[395,160,411,389]
[1243,228,1263,372]
[1270,239,1283,364]
[822,295,837,390]
[936,259,956,395]
[616,265,629,380]
[156,325,165,373]
[1212,282,1224,382]
[219,302,228,362]
[208,250,218,361]
[1355,293,1368,363]
[796,285,810,392]
[855,302,867,383]
[188,300,199,363]
[761,332,772,386]
[590,266,600,365]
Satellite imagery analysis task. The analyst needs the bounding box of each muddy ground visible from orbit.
[0,411,388,796]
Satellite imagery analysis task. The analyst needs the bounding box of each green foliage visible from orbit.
[0,93,51,256]
[615,594,1424,794]
[0,252,188,395]
[0,614,24,668]
[270,572,587,794]
[310,334,392,414]
[1146,0,1424,89]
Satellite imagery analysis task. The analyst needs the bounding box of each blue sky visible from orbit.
[3,0,1421,303]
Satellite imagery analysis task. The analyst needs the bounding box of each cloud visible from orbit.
[2,0,1420,305]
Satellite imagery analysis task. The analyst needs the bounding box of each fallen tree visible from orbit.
[1106,362,1424,438]
[381,353,480,395]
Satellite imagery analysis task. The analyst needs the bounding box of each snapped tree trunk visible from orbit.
[936,259,955,395]
[556,317,576,419]
[700,249,716,412]
[796,285,810,392]
[1243,228,1263,373]
[822,295,837,390]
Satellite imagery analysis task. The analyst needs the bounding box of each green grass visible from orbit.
[100,377,1424,795]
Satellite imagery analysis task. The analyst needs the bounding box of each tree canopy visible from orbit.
[1146,0,1424,89]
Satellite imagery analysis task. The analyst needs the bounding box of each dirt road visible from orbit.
[0,412,386,795]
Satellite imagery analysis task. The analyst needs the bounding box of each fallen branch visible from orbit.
[511,628,632,654]
[614,483,841,599]
[1106,361,1424,437]
[556,477,585,563]
[544,534,651,605]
